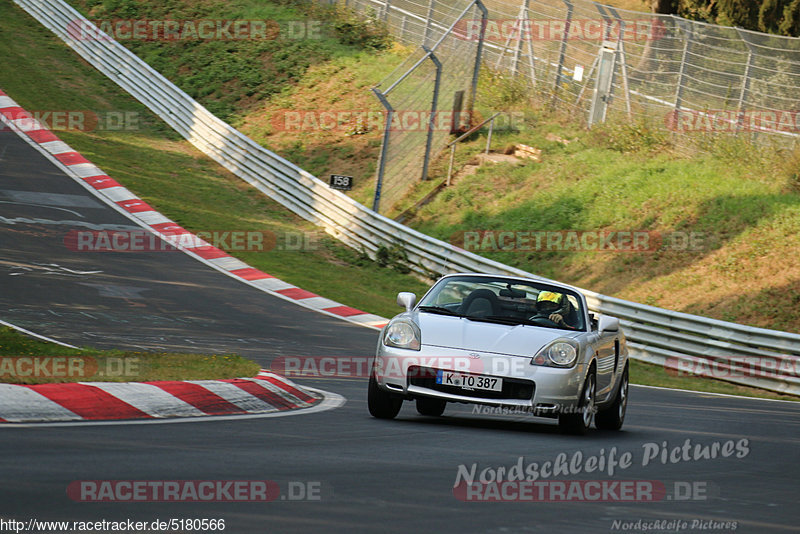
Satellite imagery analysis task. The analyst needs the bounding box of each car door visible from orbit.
[593,325,619,400]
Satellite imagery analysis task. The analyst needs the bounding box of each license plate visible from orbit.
[436,370,503,392]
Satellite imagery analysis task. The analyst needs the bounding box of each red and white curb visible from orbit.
[0,370,342,425]
[0,89,389,331]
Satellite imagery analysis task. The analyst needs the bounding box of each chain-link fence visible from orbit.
[335,0,800,211]
[362,0,486,213]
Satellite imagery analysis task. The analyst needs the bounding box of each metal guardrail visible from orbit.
[14,0,800,396]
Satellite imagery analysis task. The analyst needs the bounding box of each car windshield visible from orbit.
[417,275,586,331]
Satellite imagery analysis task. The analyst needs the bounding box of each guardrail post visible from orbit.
[421,47,442,181]
[372,88,394,213]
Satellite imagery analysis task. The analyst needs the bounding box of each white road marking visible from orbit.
[0,384,80,422]
[86,382,206,418]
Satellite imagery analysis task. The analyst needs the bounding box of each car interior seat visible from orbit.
[460,289,500,317]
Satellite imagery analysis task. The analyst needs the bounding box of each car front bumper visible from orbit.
[375,343,588,411]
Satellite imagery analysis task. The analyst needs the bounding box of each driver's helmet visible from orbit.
[537,291,564,313]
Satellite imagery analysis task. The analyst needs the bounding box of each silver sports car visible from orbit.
[368,273,629,434]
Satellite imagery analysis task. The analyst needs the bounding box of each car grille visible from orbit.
[407,366,534,401]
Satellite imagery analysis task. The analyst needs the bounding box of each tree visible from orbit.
[656,0,800,36]
[715,0,759,29]
[650,0,677,14]
[759,0,800,36]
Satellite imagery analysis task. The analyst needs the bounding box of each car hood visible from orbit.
[417,313,580,357]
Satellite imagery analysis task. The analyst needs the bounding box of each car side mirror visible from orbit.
[598,315,620,333]
[397,292,417,312]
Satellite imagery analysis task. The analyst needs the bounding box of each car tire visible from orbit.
[596,363,628,431]
[559,372,595,435]
[368,374,402,419]
[416,397,446,417]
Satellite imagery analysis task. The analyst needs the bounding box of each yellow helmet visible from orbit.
[537,291,564,305]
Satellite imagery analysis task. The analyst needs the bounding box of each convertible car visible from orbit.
[368,273,629,434]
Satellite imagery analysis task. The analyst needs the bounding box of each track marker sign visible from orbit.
[329,174,353,190]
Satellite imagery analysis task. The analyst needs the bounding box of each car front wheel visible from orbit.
[559,372,595,435]
[368,374,402,419]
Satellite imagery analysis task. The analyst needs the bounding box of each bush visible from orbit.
[590,118,672,153]
[331,6,392,51]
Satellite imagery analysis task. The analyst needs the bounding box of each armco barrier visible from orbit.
[14,0,800,396]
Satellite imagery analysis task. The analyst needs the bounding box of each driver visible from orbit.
[536,291,574,328]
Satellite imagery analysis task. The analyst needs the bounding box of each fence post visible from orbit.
[735,28,755,132]
[447,144,457,186]
[466,0,488,123]
[511,0,528,77]
[383,0,392,22]
[524,0,537,86]
[494,4,523,72]
[424,0,436,46]
[588,41,618,127]
[605,5,632,118]
[674,18,693,116]
[421,47,442,181]
[575,54,598,106]
[372,88,394,213]
[485,116,496,153]
[552,0,573,105]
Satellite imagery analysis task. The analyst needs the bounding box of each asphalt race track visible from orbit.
[2,127,800,533]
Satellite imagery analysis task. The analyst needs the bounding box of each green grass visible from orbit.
[0,0,796,401]
[68,0,391,122]
[0,328,259,384]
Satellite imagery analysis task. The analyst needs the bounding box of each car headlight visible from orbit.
[531,339,578,367]
[383,320,421,351]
